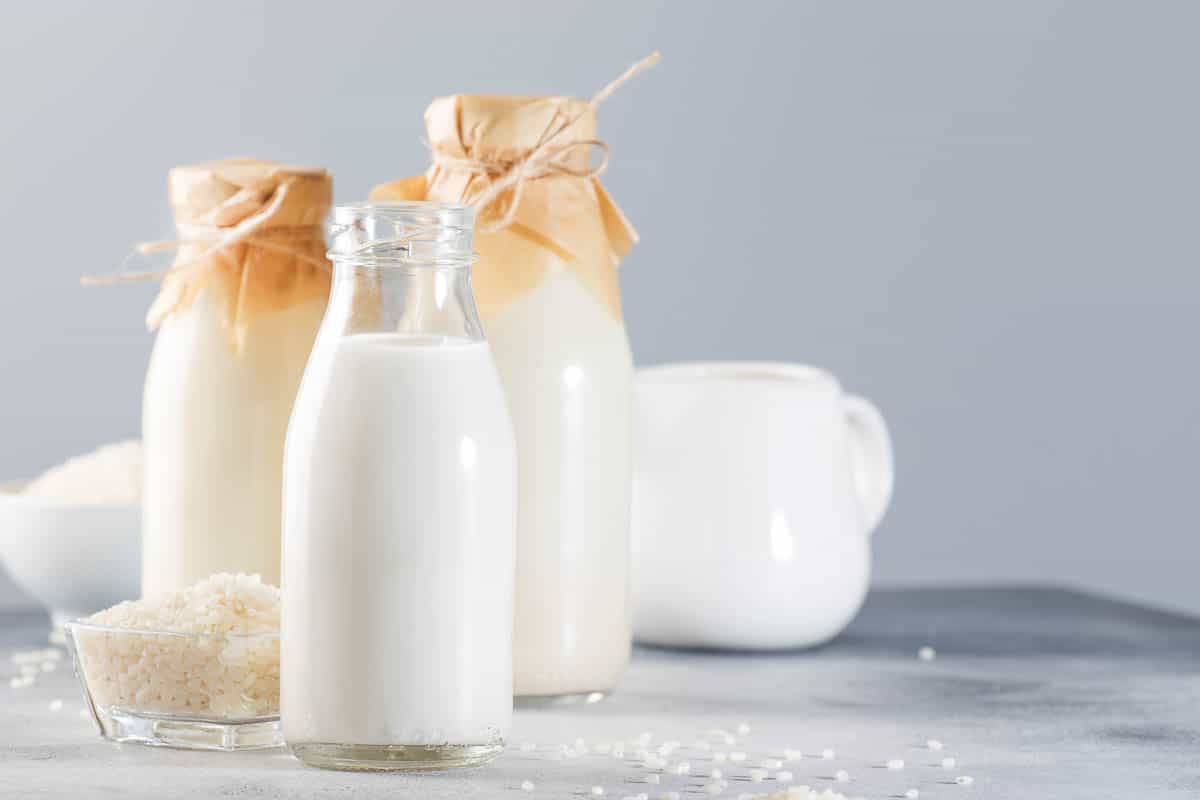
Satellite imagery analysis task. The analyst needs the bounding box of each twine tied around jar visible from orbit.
[81,175,328,286]
[432,51,661,233]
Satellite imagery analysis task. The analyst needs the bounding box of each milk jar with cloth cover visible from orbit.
[371,53,658,698]
[135,159,331,598]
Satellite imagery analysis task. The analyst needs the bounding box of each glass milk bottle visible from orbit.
[282,202,516,771]
[142,159,331,597]
[372,91,640,698]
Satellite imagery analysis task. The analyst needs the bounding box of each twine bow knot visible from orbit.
[83,173,328,286]
[433,51,660,233]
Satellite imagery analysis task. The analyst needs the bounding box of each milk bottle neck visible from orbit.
[324,263,486,342]
[322,202,485,342]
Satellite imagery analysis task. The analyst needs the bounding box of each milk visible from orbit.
[143,289,324,597]
[484,270,633,696]
[282,334,515,752]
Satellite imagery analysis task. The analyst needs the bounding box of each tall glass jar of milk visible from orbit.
[282,202,516,771]
[142,159,331,598]
[372,92,640,699]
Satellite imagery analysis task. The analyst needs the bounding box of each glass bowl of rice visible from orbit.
[65,573,281,751]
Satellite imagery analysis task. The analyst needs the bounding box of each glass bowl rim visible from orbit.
[64,619,279,641]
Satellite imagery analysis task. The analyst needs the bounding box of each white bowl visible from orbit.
[0,484,140,627]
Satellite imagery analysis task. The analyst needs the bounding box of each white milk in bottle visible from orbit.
[282,203,515,771]
[372,86,647,698]
[484,269,632,697]
[141,160,331,597]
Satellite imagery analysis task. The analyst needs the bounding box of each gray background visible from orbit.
[1,1,1197,613]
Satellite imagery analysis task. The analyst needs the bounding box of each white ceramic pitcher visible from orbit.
[631,362,893,650]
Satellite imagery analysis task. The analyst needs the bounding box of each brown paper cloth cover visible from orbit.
[370,95,637,321]
[147,158,332,347]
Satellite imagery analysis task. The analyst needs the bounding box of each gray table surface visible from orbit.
[1,586,1197,799]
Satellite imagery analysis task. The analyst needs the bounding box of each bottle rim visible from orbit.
[328,202,477,267]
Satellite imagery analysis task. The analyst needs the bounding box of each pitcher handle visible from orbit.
[843,394,894,535]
